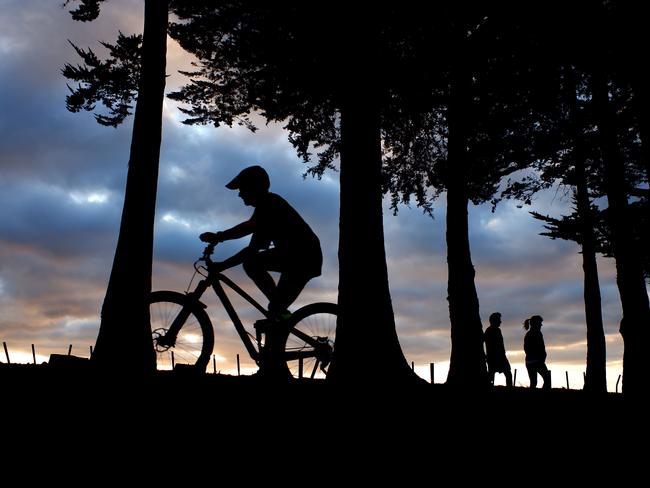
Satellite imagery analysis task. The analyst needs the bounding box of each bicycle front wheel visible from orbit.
[285,302,338,379]
[149,291,214,372]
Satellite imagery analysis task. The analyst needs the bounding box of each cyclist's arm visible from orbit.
[216,226,269,270]
[221,219,255,240]
[212,235,268,271]
[216,246,250,270]
[201,219,255,243]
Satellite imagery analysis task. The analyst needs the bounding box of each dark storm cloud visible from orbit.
[0,179,120,257]
[0,65,132,188]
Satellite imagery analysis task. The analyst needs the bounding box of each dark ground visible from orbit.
[1,360,644,480]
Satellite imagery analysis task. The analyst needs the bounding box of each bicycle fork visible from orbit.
[162,280,210,345]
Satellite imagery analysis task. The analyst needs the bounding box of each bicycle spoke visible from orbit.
[149,291,214,372]
[285,304,337,379]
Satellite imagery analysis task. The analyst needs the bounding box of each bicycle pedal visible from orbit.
[254,318,274,331]
[156,334,176,348]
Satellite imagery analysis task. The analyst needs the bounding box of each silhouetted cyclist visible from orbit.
[200,165,322,378]
[484,312,513,387]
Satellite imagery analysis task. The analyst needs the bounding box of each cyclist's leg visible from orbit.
[242,249,282,304]
[244,249,311,317]
[243,250,292,378]
[268,271,311,316]
[259,272,313,378]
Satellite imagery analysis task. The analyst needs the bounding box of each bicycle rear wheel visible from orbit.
[284,302,338,379]
[149,291,214,372]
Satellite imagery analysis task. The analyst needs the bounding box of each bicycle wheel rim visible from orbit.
[150,291,213,371]
[285,303,337,379]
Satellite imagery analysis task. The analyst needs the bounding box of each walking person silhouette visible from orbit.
[484,312,513,387]
[523,315,551,389]
[200,165,323,379]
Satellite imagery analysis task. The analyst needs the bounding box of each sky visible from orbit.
[0,0,635,392]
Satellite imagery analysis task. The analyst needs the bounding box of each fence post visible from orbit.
[3,342,10,364]
[616,374,622,393]
[213,354,217,374]
[411,361,414,371]
[68,344,72,356]
[430,363,434,384]
[237,354,241,376]
[298,358,303,379]
[513,368,517,386]
[565,371,569,389]
[171,351,175,369]
[89,345,93,357]
[32,344,37,364]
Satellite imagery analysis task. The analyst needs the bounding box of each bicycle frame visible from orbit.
[177,270,270,364]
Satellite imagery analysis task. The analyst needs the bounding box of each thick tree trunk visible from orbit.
[91,0,168,374]
[445,181,487,388]
[328,92,418,385]
[444,59,488,389]
[564,67,607,393]
[592,70,650,395]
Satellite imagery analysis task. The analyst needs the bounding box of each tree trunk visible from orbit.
[91,0,168,374]
[444,58,488,389]
[575,167,607,393]
[592,69,650,395]
[564,67,607,393]
[575,168,607,393]
[633,67,650,185]
[328,91,418,385]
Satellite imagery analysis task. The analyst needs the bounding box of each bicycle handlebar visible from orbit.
[202,243,216,259]
[194,243,217,275]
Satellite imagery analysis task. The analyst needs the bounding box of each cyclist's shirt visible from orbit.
[249,192,322,277]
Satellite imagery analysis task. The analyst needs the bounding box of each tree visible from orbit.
[586,2,650,395]
[168,1,424,384]
[508,58,610,393]
[63,0,168,373]
[530,192,608,394]
[382,3,559,388]
[517,1,649,394]
[557,65,607,393]
[591,71,649,395]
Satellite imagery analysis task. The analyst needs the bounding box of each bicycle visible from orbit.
[149,243,338,379]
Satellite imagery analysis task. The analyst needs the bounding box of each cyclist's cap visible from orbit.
[225,165,270,191]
